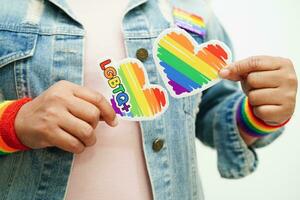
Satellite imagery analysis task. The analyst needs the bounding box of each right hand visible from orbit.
[14,80,118,154]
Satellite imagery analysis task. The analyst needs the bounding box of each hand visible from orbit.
[220,56,297,125]
[15,80,118,154]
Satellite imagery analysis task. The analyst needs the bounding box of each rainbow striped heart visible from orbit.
[153,28,232,98]
[99,58,169,121]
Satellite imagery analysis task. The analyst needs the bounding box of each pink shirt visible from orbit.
[65,1,153,199]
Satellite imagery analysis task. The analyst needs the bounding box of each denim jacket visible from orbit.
[0,0,282,199]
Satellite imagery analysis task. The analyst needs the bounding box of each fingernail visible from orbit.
[219,68,230,77]
[111,117,119,127]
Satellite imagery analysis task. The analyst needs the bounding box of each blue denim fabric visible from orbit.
[0,0,282,199]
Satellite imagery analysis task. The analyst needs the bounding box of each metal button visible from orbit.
[136,48,149,62]
[152,138,164,152]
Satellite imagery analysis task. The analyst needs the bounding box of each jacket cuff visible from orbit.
[251,126,284,148]
[213,92,258,179]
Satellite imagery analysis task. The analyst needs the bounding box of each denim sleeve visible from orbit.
[195,12,283,179]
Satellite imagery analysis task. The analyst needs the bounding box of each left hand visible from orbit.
[219,56,297,125]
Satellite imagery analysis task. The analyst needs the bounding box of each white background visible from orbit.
[196,0,300,200]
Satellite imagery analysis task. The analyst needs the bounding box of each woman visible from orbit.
[0,0,297,199]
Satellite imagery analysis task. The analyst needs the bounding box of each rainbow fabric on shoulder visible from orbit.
[236,96,290,137]
[0,98,31,155]
[173,7,206,37]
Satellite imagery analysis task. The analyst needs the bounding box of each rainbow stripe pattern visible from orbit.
[0,99,31,155]
[236,96,289,137]
[173,7,206,37]
[100,59,169,121]
[0,101,18,155]
[153,28,232,98]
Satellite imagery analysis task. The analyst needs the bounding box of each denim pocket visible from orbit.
[124,30,164,85]
[0,25,39,99]
[0,27,38,68]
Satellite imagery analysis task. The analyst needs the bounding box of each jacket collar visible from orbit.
[124,0,148,14]
[47,0,77,21]
[47,0,148,25]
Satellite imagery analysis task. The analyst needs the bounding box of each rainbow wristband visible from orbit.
[236,96,290,138]
[0,98,32,155]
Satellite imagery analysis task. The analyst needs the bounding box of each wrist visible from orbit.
[236,96,290,138]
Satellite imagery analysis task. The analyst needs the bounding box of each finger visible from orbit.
[221,56,281,81]
[71,85,118,127]
[246,70,281,89]
[48,127,85,154]
[59,112,96,147]
[253,105,288,125]
[219,67,242,81]
[241,80,251,95]
[248,88,282,106]
[66,96,100,128]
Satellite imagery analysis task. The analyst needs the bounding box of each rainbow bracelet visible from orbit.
[0,98,32,155]
[236,96,290,138]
